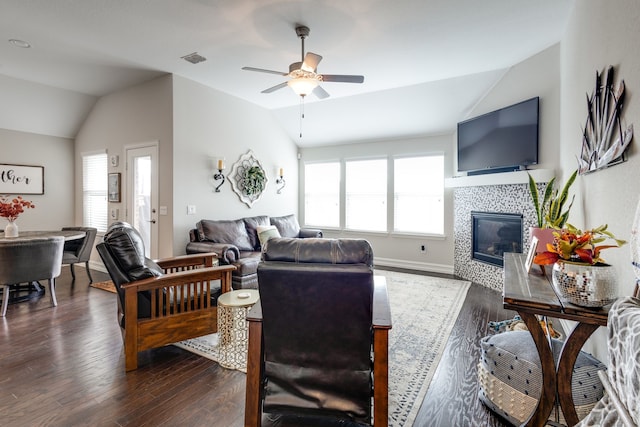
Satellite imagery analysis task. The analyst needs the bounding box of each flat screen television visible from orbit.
[457,97,539,175]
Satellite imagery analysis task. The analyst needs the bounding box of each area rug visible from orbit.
[90,280,117,293]
[173,270,471,427]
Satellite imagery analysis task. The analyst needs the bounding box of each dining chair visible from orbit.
[0,236,64,317]
[61,227,97,283]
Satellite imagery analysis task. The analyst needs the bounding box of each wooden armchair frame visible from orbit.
[118,253,235,371]
[244,276,392,427]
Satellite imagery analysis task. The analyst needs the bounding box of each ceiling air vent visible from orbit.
[181,52,206,64]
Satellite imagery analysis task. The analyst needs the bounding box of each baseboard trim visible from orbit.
[374,257,454,275]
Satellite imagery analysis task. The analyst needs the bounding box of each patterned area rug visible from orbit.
[173,270,470,427]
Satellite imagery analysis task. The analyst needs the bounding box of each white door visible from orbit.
[125,143,159,259]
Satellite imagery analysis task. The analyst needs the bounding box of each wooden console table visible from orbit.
[502,252,609,427]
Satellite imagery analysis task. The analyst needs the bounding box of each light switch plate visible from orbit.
[110,208,119,220]
[110,155,119,167]
[187,205,196,215]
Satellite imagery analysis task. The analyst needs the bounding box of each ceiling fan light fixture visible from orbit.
[287,77,319,97]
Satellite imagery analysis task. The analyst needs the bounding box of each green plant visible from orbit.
[528,169,577,229]
[243,166,266,196]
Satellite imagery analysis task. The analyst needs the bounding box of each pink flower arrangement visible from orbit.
[0,195,35,222]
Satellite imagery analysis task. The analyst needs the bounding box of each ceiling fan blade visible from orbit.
[313,85,330,99]
[301,52,322,72]
[242,66,288,76]
[261,82,288,94]
[321,74,365,83]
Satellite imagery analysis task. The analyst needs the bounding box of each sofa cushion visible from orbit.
[197,219,253,251]
[257,225,281,247]
[233,252,261,277]
[243,215,270,250]
[270,214,301,238]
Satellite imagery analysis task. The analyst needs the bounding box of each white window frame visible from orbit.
[82,151,108,232]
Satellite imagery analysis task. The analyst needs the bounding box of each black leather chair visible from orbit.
[61,226,97,283]
[245,238,392,427]
[96,222,235,371]
[0,236,64,317]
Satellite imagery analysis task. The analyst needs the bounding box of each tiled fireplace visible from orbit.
[451,172,552,291]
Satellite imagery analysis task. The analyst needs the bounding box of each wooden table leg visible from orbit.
[556,322,599,426]
[518,311,557,427]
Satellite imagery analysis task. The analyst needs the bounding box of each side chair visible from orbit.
[61,226,97,283]
[0,236,64,317]
[96,222,235,371]
[245,237,392,427]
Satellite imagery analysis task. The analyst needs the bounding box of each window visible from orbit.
[345,159,387,231]
[82,153,108,232]
[304,162,340,227]
[394,155,444,234]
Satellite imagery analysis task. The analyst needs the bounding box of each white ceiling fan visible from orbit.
[242,25,364,99]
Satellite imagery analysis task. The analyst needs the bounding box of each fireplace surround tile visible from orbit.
[454,183,543,290]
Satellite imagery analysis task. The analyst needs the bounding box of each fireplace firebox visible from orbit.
[471,211,523,267]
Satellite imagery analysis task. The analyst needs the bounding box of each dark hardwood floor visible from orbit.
[0,266,512,427]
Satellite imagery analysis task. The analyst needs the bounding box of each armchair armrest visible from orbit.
[155,252,218,272]
[373,276,392,329]
[121,264,236,370]
[372,275,391,427]
[186,242,240,263]
[299,228,323,238]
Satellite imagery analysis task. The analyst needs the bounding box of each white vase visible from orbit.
[4,220,18,237]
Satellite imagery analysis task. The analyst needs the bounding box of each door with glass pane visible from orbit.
[125,144,159,258]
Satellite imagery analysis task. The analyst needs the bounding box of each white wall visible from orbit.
[300,134,455,273]
[75,75,174,257]
[0,128,74,230]
[171,75,299,255]
[559,0,640,361]
[461,43,562,174]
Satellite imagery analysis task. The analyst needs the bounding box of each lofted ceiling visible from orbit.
[0,0,572,146]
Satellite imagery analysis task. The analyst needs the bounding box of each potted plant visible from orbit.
[534,224,626,307]
[0,195,35,237]
[527,169,578,251]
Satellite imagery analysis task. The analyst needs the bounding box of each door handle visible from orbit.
[148,219,156,224]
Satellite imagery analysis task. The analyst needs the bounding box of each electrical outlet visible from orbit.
[187,205,196,215]
[420,244,427,253]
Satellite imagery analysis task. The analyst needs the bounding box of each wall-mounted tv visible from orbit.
[457,97,539,175]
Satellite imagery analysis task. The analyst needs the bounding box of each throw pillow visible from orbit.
[243,215,270,250]
[257,225,281,247]
[270,214,301,238]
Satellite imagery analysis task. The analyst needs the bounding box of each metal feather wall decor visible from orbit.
[578,66,633,174]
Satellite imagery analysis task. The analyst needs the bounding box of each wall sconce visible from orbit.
[214,158,225,192]
[276,167,286,194]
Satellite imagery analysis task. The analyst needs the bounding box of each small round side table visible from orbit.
[217,289,260,371]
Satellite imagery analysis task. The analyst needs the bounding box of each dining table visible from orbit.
[0,229,87,304]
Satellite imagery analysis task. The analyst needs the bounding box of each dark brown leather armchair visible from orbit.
[245,238,392,427]
[61,226,97,283]
[96,222,235,371]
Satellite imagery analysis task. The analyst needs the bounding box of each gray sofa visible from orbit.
[186,214,322,289]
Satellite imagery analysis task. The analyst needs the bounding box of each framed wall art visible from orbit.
[229,150,268,208]
[108,172,121,202]
[0,163,45,195]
